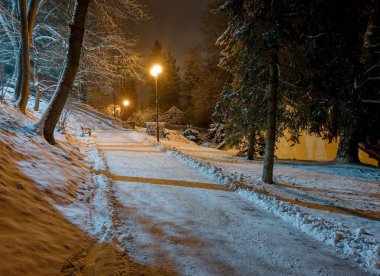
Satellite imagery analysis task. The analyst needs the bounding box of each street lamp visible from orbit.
[121,99,130,120]
[122,100,130,107]
[150,64,162,142]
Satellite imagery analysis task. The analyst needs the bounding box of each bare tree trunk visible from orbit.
[336,128,360,163]
[112,92,117,117]
[34,59,41,111]
[16,0,30,113]
[247,128,256,160]
[35,0,91,144]
[0,66,4,99]
[14,49,23,100]
[15,0,40,111]
[78,80,87,103]
[262,49,279,183]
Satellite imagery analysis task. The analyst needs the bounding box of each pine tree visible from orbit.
[302,0,380,163]
[191,67,224,126]
[181,0,228,127]
[149,40,164,65]
[147,41,182,112]
[217,0,379,173]
[217,0,308,183]
[181,47,203,111]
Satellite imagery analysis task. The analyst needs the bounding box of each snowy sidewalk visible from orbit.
[152,136,380,237]
[95,130,366,275]
[137,132,379,274]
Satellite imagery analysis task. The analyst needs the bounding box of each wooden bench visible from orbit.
[81,127,92,137]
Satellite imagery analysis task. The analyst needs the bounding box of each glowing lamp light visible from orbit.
[123,100,130,107]
[150,64,163,142]
[150,64,162,78]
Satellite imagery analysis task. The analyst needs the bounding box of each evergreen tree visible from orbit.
[218,0,379,172]
[217,0,308,182]
[191,66,224,126]
[147,40,182,112]
[159,52,182,111]
[149,40,164,65]
[181,0,228,126]
[302,0,380,163]
[180,47,203,111]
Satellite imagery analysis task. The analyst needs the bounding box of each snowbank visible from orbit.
[239,190,380,274]
[146,135,380,275]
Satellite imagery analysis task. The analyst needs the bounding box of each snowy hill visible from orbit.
[0,93,171,275]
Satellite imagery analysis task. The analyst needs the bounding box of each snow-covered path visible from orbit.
[96,131,366,275]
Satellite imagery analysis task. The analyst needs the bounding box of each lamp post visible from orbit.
[150,64,162,142]
[122,100,130,120]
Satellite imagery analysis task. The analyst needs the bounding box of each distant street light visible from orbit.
[121,100,130,120]
[123,100,130,107]
[150,64,163,142]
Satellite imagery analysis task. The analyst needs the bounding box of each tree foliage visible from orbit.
[181,0,228,127]
[146,40,182,112]
[217,0,309,182]
[217,0,380,181]
[0,0,147,143]
[300,0,380,162]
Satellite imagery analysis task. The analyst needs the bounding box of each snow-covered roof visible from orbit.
[165,106,185,114]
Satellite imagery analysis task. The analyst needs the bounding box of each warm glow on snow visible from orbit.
[0,0,378,274]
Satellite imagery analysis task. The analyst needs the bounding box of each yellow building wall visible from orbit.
[275,131,378,166]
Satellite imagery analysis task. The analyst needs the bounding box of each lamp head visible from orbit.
[150,64,162,78]
[123,100,130,107]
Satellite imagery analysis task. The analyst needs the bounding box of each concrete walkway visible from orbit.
[96,130,365,276]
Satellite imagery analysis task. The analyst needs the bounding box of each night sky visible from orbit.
[132,0,213,70]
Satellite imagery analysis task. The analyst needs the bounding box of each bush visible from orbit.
[183,128,201,143]
[130,108,156,127]
[206,123,225,144]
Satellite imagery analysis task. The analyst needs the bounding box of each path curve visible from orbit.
[96,130,366,276]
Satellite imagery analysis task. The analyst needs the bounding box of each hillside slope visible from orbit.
[0,99,170,275]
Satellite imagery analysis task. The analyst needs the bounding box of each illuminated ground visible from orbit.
[93,130,366,275]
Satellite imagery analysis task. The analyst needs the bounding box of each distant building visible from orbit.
[161,106,187,125]
[105,104,122,117]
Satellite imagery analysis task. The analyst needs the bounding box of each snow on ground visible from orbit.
[139,131,380,274]
[1,87,378,274]
[0,90,171,275]
[0,95,96,274]
[95,130,367,275]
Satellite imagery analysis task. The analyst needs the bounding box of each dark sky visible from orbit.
[131,0,213,70]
